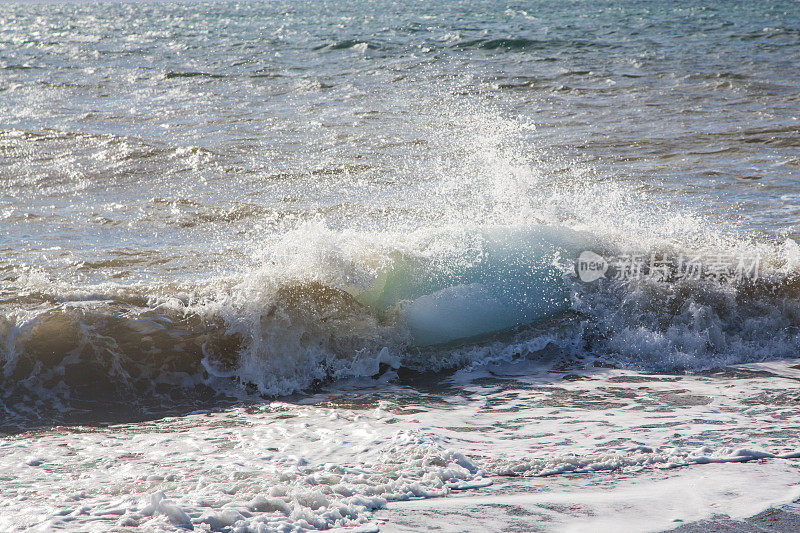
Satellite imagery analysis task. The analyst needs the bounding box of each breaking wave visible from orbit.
[2,218,799,429]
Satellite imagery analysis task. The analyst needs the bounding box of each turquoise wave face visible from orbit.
[357,226,591,345]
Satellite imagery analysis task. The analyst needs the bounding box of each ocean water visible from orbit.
[1,0,799,530]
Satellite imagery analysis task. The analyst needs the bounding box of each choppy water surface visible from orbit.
[1,1,799,531]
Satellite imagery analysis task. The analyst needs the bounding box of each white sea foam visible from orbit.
[3,358,800,531]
